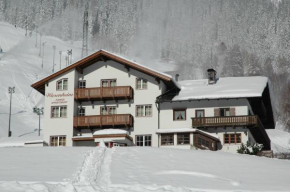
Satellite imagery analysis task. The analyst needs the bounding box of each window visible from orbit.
[136,105,152,117]
[51,106,67,118]
[196,110,205,118]
[161,134,174,145]
[197,137,210,148]
[173,109,186,120]
[177,133,190,145]
[79,107,85,116]
[136,78,148,89]
[136,135,152,146]
[100,106,117,115]
[101,79,116,87]
[56,79,68,90]
[220,108,230,117]
[224,134,241,144]
[79,80,86,88]
[50,136,66,146]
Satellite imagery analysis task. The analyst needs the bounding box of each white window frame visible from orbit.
[56,78,68,91]
[136,135,152,146]
[50,135,66,146]
[51,106,67,118]
[136,78,148,90]
[78,107,85,116]
[79,80,86,88]
[136,105,152,117]
[100,106,117,115]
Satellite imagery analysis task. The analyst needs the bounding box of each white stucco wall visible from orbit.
[74,60,166,147]
[44,69,76,146]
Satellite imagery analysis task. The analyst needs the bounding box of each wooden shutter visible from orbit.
[214,108,220,116]
[230,108,236,116]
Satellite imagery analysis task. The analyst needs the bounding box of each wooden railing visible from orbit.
[192,115,258,127]
[73,114,133,128]
[75,86,133,100]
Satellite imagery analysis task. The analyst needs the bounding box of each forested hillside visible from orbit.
[0,0,289,130]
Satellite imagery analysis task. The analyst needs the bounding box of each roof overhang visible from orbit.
[31,50,178,95]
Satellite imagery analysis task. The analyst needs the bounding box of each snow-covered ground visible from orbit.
[267,129,290,153]
[0,145,289,192]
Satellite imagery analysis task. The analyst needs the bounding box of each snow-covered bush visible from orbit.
[237,141,263,155]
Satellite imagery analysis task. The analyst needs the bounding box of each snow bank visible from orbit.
[173,76,268,100]
[0,136,46,147]
[93,129,128,136]
[267,129,290,153]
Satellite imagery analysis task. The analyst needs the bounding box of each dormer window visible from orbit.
[207,69,216,85]
[57,79,68,91]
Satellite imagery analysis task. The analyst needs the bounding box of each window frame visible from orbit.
[136,105,152,117]
[79,80,86,89]
[50,135,66,146]
[56,78,68,91]
[101,79,117,87]
[173,108,186,121]
[51,105,67,118]
[78,107,85,116]
[224,133,242,144]
[135,135,152,146]
[195,109,205,118]
[220,108,230,117]
[161,134,174,146]
[136,78,148,90]
[100,106,117,115]
[177,133,190,145]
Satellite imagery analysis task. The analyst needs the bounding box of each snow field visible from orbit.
[1,146,290,191]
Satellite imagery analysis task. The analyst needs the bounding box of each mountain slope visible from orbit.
[0,22,82,138]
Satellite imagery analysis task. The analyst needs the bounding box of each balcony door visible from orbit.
[101,79,116,87]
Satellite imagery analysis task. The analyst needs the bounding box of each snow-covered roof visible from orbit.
[0,136,46,147]
[156,128,219,140]
[93,129,128,136]
[173,76,268,101]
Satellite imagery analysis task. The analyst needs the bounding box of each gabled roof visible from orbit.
[31,50,179,95]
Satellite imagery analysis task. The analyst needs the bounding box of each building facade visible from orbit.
[31,50,274,153]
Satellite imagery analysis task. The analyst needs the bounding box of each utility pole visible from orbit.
[82,1,89,58]
[52,45,56,73]
[41,42,46,69]
[33,107,44,136]
[65,56,68,66]
[67,49,72,65]
[8,87,15,137]
[35,26,38,48]
[59,51,62,70]
[39,33,42,57]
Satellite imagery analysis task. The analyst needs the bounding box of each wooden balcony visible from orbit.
[74,86,133,101]
[192,115,258,127]
[73,114,133,129]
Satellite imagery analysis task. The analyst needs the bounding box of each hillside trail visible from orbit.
[70,140,112,190]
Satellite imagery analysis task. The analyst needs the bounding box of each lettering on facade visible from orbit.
[46,93,73,97]
[51,98,68,104]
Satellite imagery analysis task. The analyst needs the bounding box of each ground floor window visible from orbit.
[161,134,174,145]
[136,135,152,146]
[177,133,190,145]
[224,133,241,144]
[50,136,66,146]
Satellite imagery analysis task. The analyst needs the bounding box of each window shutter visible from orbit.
[214,108,220,117]
[230,108,236,116]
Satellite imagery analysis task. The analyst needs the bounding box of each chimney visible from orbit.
[175,74,179,82]
[207,69,217,85]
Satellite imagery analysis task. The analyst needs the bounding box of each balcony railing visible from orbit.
[74,86,133,101]
[73,114,133,128]
[192,115,258,127]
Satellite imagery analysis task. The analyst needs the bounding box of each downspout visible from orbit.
[155,100,160,148]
